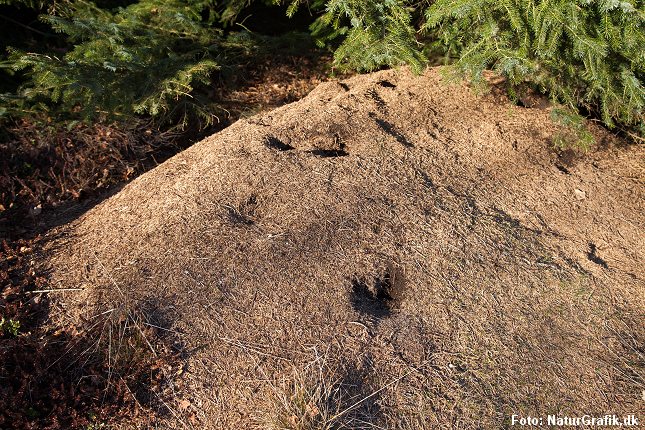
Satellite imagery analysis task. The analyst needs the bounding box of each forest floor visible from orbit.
[10,66,643,429]
[0,53,339,429]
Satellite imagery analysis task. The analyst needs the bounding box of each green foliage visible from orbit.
[2,0,319,126]
[425,0,645,135]
[285,0,644,139]
[550,107,595,150]
[6,0,238,126]
[0,317,21,336]
[288,0,426,73]
[289,0,644,139]
[2,0,643,138]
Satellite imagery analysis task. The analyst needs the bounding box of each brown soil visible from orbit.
[39,67,643,428]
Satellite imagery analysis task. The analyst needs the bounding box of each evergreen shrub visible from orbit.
[294,0,644,141]
[2,0,643,140]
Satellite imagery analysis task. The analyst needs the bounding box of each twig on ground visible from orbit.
[27,288,84,293]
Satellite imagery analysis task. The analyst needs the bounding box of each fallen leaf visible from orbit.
[306,401,320,417]
[178,399,191,411]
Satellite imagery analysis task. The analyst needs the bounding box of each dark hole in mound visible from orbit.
[378,80,396,88]
[308,149,349,158]
[264,135,294,151]
[587,242,609,269]
[557,149,577,168]
[339,82,350,91]
[308,134,349,158]
[367,89,387,112]
[351,279,391,320]
[350,265,406,321]
[227,195,259,225]
[370,113,414,148]
[374,277,394,302]
[227,207,254,225]
[555,164,570,175]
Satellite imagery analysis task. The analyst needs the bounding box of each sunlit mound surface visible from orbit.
[44,67,644,428]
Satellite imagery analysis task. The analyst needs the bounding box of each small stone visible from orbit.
[574,189,587,200]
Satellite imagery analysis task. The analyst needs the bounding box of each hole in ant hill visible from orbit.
[367,89,387,112]
[378,80,396,88]
[227,207,254,226]
[369,113,414,148]
[227,195,259,226]
[339,82,350,91]
[555,164,570,175]
[308,149,349,158]
[587,242,608,269]
[515,98,528,108]
[308,133,349,158]
[349,265,406,321]
[264,135,294,151]
[350,279,392,320]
